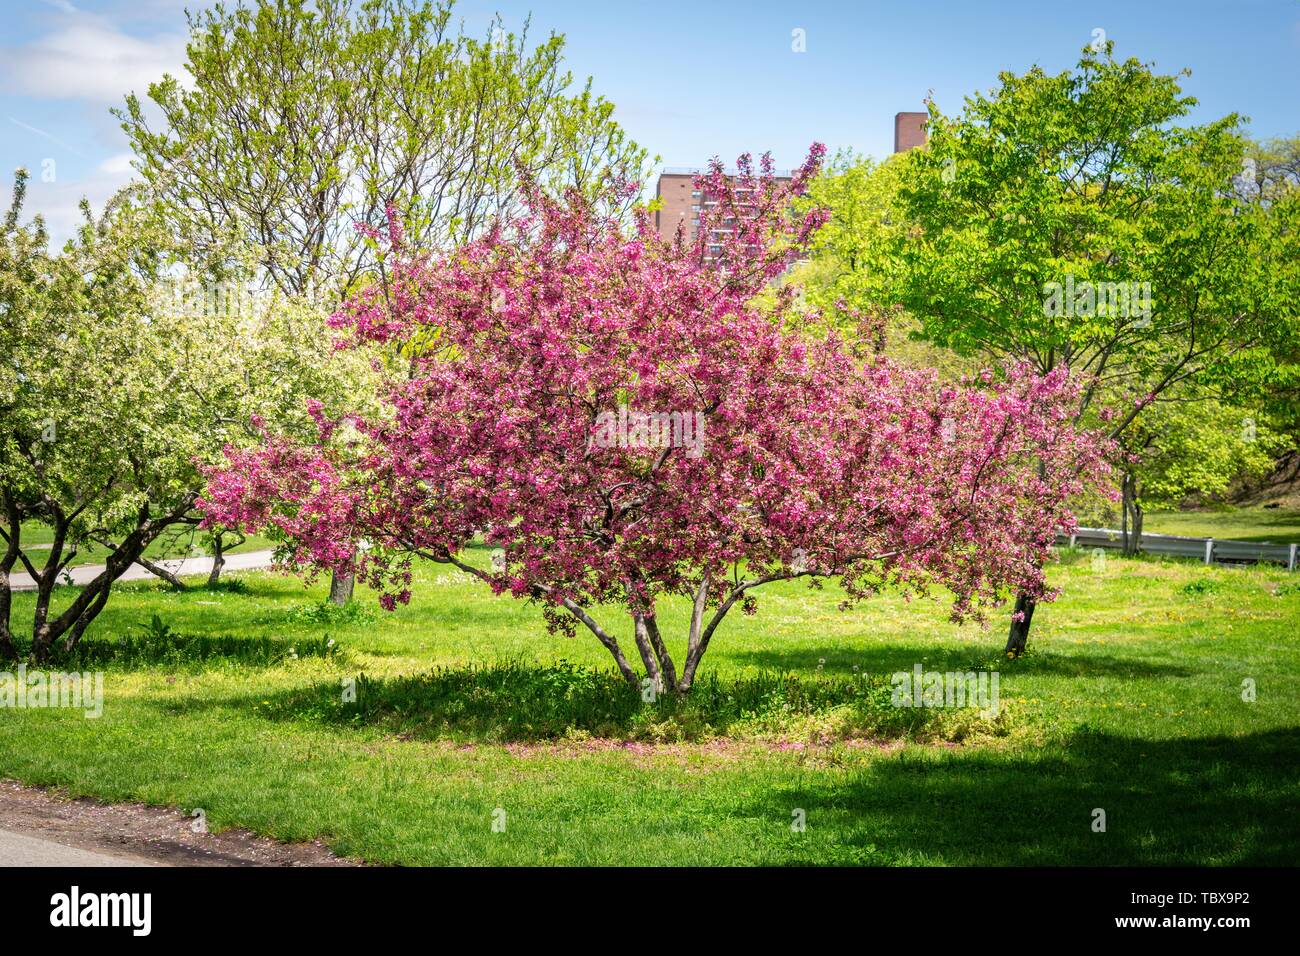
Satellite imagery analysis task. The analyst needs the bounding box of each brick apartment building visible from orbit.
[652,111,929,250]
[651,166,792,258]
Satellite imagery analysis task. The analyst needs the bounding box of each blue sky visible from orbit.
[3,0,1298,241]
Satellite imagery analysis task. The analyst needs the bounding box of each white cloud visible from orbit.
[98,152,135,175]
[20,166,134,246]
[1,15,187,103]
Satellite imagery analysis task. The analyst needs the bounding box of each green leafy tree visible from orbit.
[813,44,1300,653]
[1243,135,1300,204]
[116,0,649,299]
[795,150,907,309]
[1114,394,1290,550]
[791,150,976,375]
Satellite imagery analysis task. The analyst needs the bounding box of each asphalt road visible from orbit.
[8,550,277,592]
[0,827,154,867]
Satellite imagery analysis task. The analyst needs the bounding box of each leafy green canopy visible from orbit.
[1121,395,1287,510]
[809,44,1300,444]
[116,0,651,301]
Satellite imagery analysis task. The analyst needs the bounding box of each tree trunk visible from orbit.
[631,613,662,693]
[1121,474,1131,554]
[678,575,748,693]
[643,613,677,691]
[206,530,243,587]
[1120,472,1142,556]
[0,499,19,659]
[31,563,58,664]
[32,623,53,665]
[207,534,227,588]
[0,540,18,661]
[0,588,16,659]
[59,583,112,657]
[1130,490,1144,551]
[329,569,354,605]
[1003,592,1036,658]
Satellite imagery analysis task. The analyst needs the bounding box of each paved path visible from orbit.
[8,550,277,592]
[0,827,154,867]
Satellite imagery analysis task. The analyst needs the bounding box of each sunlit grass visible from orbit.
[0,536,1296,865]
[1142,506,1300,544]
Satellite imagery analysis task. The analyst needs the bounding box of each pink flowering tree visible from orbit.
[200,145,1110,693]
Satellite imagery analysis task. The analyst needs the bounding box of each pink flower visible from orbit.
[199,144,1111,673]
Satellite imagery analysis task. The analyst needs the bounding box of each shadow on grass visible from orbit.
[136,660,1299,864]
[53,632,346,670]
[148,660,1014,744]
[753,726,1300,865]
[727,645,1195,679]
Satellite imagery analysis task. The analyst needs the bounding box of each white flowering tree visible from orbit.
[0,170,366,662]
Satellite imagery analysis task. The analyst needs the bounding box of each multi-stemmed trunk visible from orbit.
[1,497,193,663]
[435,550,787,696]
[576,572,762,695]
[206,529,244,588]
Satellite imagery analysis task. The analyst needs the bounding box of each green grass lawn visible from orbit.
[13,522,276,570]
[1,540,1297,865]
[1142,506,1300,544]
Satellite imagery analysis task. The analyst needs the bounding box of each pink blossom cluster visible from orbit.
[199,144,1110,670]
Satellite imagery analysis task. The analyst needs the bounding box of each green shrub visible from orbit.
[279,601,377,627]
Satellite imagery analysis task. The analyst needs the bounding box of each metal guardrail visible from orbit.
[1057,527,1298,571]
